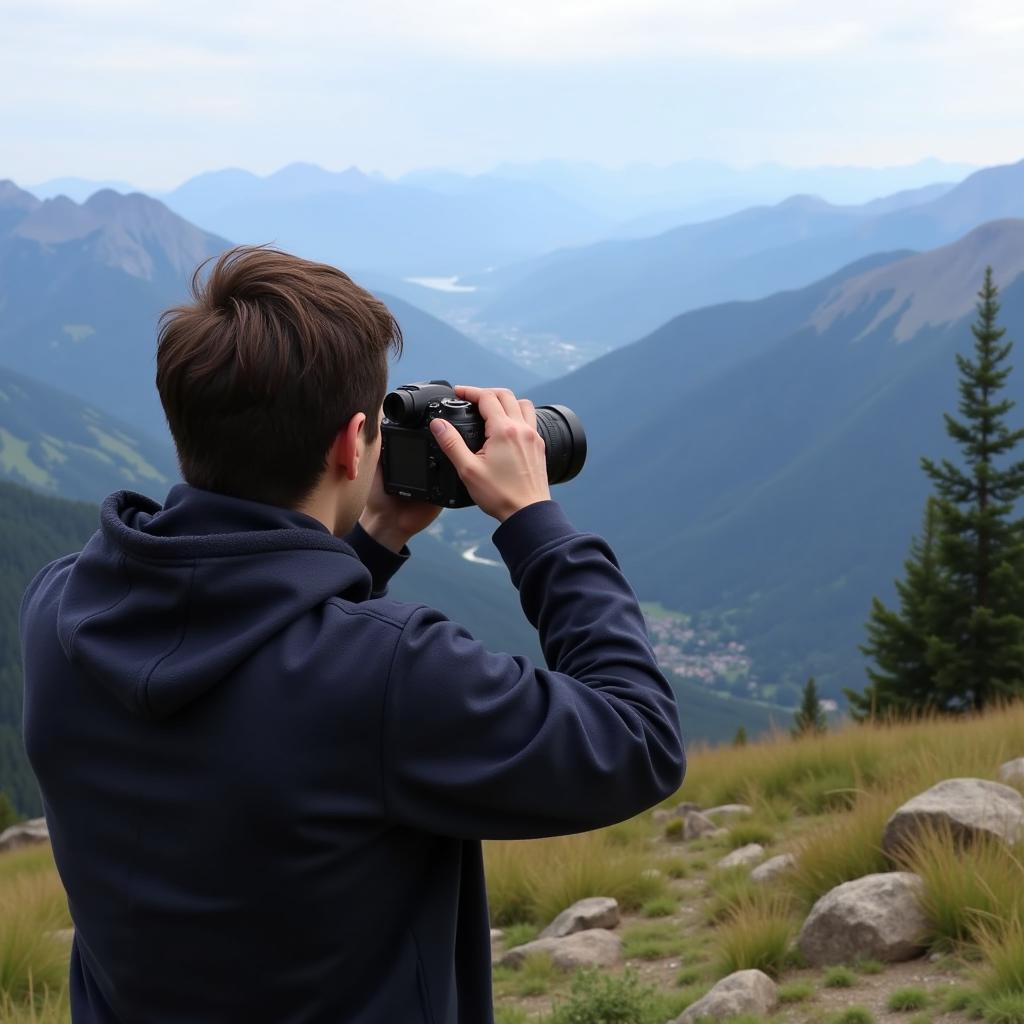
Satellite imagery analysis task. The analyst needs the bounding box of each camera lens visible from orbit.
[536,405,587,485]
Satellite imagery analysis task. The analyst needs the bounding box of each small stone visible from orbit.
[0,817,49,853]
[540,896,620,939]
[705,804,754,820]
[797,872,928,966]
[681,811,718,840]
[998,758,1024,785]
[673,969,778,1024]
[717,844,765,869]
[750,853,796,884]
[498,929,622,969]
[490,929,504,943]
[674,801,703,817]
[652,809,673,823]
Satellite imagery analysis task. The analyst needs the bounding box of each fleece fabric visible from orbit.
[20,481,686,1024]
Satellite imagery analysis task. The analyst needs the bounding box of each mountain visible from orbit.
[0,179,537,443]
[526,219,1024,700]
[0,181,228,439]
[160,162,613,278]
[475,159,1024,348]
[28,177,137,202]
[0,364,179,502]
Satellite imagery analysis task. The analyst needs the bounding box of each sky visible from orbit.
[3,0,1024,189]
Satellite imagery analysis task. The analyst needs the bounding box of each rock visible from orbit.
[882,778,1024,857]
[674,801,703,817]
[682,811,718,840]
[672,969,778,1024]
[999,758,1024,785]
[750,853,797,884]
[705,804,754,820]
[717,844,765,870]
[797,872,928,966]
[707,828,731,840]
[0,817,49,853]
[490,929,504,943]
[497,929,622,970]
[539,896,620,939]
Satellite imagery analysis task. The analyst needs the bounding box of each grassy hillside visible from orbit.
[6,703,1024,1022]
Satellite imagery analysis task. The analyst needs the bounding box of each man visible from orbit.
[20,245,685,1023]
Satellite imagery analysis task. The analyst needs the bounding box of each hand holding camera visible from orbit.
[430,386,551,522]
[380,380,587,521]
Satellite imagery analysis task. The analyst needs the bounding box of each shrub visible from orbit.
[664,818,684,841]
[973,916,1024,999]
[887,988,930,1012]
[705,867,757,924]
[979,993,1024,1024]
[711,892,796,979]
[661,858,689,879]
[727,822,775,849]
[675,967,704,987]
[942,988,978,1013]
[894,823,1024,951]
[823,966,856,988]
[548,966,669,1024]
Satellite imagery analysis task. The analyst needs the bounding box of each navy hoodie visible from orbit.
[20,482,685,1024]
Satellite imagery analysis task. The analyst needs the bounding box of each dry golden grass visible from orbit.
[484,826,666,926]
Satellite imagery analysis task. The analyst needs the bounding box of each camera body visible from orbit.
[380,380,587,509]
[381,381,483,508]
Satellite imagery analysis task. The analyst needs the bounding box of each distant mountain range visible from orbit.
[527,218,1024,697]
[470,159,1024,348]
[158,163,614,278]
[0,181,537,445]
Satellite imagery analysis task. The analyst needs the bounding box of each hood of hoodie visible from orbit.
[56,483,373,720]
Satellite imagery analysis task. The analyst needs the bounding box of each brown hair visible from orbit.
[156,245,402,507]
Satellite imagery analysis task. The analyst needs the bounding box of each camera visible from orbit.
[380,380,587,508]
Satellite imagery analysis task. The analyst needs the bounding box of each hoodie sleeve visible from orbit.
[379,500,686,840]
[342,522,409,598]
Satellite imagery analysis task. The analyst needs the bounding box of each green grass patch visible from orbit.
[500,922,539,948]
[661,857,689,879]
[727,821,775,849]
[829,1008,875,1024]
[855,958,885,975]
[492,952,558,998]
[641,896,677,918]
[823,966,856,988]
[887,988,930,1012]
[778,981,815,1004]
[979,993,1024,1024]
[621,921,689,961]
[711,892,796,979]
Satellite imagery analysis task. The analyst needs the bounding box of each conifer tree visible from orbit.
[792,677,827,737]
[919,268,1024,710]
[850,267,1024,718]
[846,499,950,720]
[732,725,748,747]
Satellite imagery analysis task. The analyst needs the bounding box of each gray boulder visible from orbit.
[797,871,928,966]
[750,853,797,884]
[682,811,718,840]
[540,896,619,939]
[0,817,49,853]
[672,969,778,1024]
[674,801,703,817]
[882,778,1024,856]
[999,759,1024,785]
[498,929,622,969]
[705,804,753,820]
[717,844,765,870]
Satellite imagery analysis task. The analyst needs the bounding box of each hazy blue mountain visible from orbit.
[27,177,137,202]
[489,157,975,220]
[0,365,179,502]
[527,219,1024,700]
[476,159,1024,347]
[160,163,613,277]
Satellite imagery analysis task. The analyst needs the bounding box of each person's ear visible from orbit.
[336,412,367,482]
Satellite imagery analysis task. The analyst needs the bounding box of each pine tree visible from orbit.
[792,677,827,737]
[919,267,1024,710]
[846,499,951,720]
[733,725,748,747]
